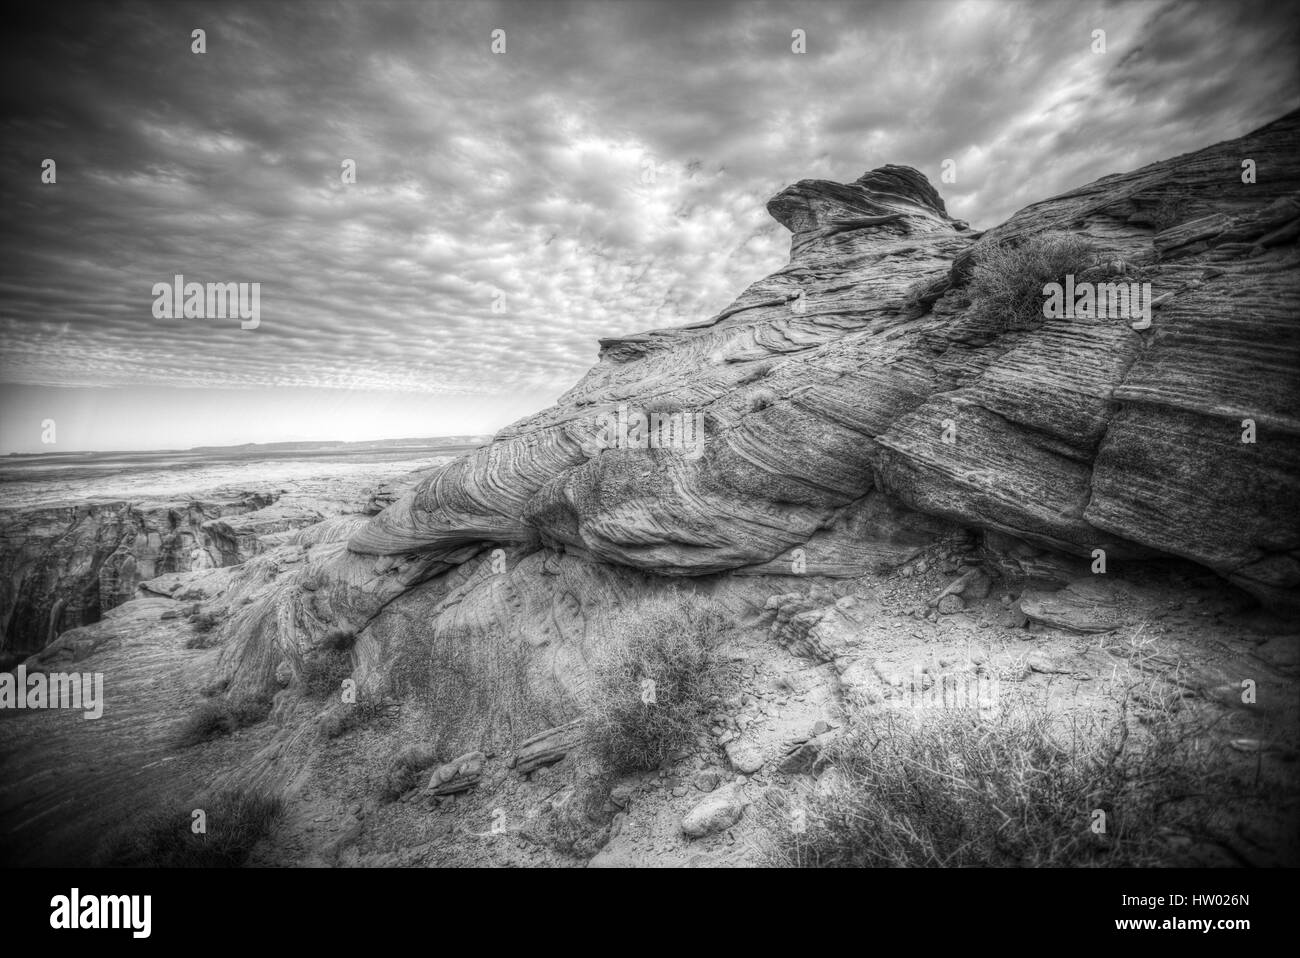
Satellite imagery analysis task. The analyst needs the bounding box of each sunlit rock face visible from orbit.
[351,111,1300,613]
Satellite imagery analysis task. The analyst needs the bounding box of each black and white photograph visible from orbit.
[0,0,1296,932]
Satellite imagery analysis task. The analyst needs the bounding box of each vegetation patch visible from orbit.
[99,789,283,867]
[967,231,1098,331]
[177,691,274,747]
[761,700,1230,867]
[583,594,731,773]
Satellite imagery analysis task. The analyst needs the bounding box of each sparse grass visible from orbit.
[319,696,388,740]
[583,593,731,773]
[184,612,223,649]
[380,758,433,802]
[900,274,948,318]
[317,628,356,651]
[99,789,284,867]
[760,699,1220,867]
[190,612,220,631]
[177,691,275,746]
[387,620,571,760]
[520,780,615,858]
[177,700,236,745]
[968,231,1097,331]
[747,388,778,413]
[641,397,685,417]
[736,361,774,386]
[377,744,445,802]
[228,692,274,727]
[302,648,353,698]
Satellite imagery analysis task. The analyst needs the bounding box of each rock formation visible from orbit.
[346,112,1299,614]
[0,495,273,659]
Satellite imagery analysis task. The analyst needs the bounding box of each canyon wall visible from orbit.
[0,494,278,658]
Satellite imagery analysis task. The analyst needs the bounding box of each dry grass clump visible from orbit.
[761,698,1220,867]
[968,231,1097,331]
[99,789,283,867]
[583,594,732,773]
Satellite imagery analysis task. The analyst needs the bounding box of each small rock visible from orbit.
[681,784,744,839]
[694,770,722,792]
[964,570,993,600]
[998,605,1029,629]
[610,811,629,838]
[425,751,485,796]
[609,785,634,808]
[937,594,964,615]
[724,740,764,774]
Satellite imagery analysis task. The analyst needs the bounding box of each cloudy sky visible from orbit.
[1,0,1296,453]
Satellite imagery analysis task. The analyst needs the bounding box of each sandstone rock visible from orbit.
[964,569,993,600]
[693,770,722,792]
[724,740,765,774]
[930,567,979,605]
[343,112,1300,616]
[994,605,1029,630]
[1019,579,1126,633]
[778,731,837,775]
[425,751,485,796]
[680,783,744,839]
[510,719,584,775]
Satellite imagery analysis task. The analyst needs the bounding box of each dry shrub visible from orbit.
[968,231,1097,331]
[761,699,1225,867]
[583,593,731,773]
[99,789,283,867]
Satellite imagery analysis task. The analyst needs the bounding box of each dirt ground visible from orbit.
[3,552,1296,869]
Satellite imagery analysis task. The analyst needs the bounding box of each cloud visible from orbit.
[0,0,1295,450]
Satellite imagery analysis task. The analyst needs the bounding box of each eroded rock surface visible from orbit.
[348,113,1300,614]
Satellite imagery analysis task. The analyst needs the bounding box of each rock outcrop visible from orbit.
[345,113,1300,615]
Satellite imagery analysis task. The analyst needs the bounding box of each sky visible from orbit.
[1,0,1297,453]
